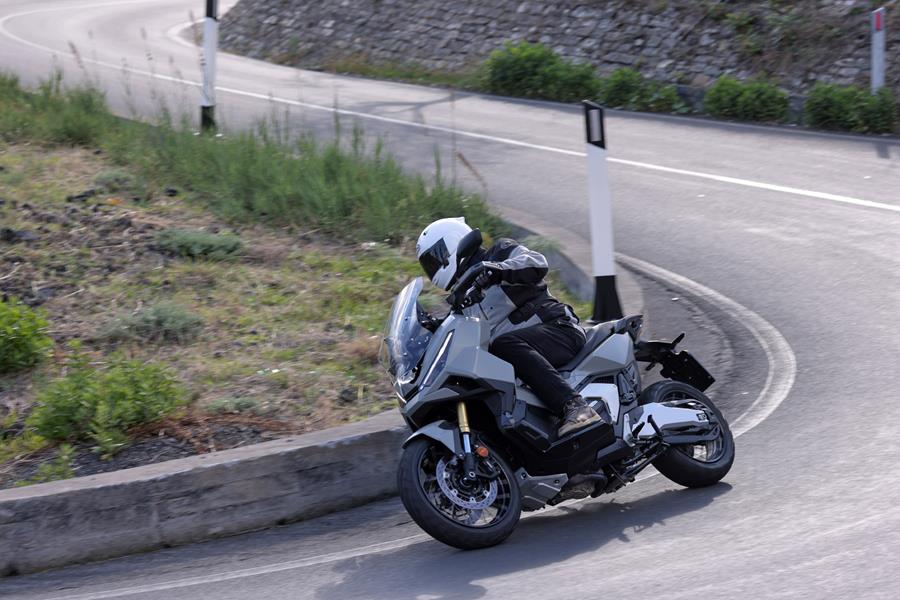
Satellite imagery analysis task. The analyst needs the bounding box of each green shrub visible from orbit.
[156,228,243,261]
[703,76,745,118]
[802,83,889,132]
[705,77,788,123]
[735,81,789,122]
[602,68,645,108]
[27,349,184,458]
[102,302,203,344]
[640,80,688,113]
[860,87,897,134]
[597,69,686,113]
[0,298,53,375]
[483,41,601,102]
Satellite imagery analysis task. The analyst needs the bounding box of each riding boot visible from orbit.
[558,396,602,437]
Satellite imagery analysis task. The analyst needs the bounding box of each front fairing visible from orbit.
[381,278,433,397]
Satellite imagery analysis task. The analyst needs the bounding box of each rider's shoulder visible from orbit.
[485,237,519,259]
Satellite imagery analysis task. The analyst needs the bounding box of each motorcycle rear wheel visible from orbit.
[398,438,521,549]
[640,381,735,488]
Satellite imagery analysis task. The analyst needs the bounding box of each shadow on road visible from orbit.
[315,483,732,599]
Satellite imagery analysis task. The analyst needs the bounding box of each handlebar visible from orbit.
[447,269,484,313]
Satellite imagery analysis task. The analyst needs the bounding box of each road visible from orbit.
[1,1,899,598]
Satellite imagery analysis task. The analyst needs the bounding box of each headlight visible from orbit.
[420,331,454,390]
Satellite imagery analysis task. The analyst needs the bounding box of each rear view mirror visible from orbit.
[456,228,482,264]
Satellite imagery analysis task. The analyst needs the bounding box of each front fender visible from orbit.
[402,420,462,455]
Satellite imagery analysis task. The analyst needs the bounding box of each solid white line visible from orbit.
[38,534,430,600]
[2,2,899,216]
[615,253,797,438]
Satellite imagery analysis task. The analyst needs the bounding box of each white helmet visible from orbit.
[416,217,474,290]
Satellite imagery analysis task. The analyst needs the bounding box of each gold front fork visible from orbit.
[457,401,471,434]
[457,401,476,479]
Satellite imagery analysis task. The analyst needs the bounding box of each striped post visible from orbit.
[200,0,219,131]
[872,7,886,94]
[583,100,623,323]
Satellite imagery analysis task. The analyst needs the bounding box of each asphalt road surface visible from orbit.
[1,1,899,598]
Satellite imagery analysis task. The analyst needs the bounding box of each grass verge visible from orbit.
[0,73,587,487]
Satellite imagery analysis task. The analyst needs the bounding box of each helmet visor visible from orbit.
[418,239,450,281]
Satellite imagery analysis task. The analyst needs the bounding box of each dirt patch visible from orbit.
[0,144,430,488]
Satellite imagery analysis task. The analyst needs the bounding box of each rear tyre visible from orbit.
[398,437,521,549]
[640,381,735,488]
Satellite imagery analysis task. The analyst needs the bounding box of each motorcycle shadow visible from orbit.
[315,482,732,599]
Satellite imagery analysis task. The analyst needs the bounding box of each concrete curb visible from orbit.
[0,224,644,576]
[0,412,407,575]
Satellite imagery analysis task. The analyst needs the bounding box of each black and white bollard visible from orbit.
[871,7,886,93]
[200,0,219,132]
[583,100,623,323]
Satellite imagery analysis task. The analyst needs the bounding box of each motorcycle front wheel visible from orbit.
[641,381,735,488]
[398,437,521,549]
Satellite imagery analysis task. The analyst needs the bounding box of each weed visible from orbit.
[726,11,758,34]
[156,229,243,261]
[325,54,483,90]
[27,347,184,458]
[0,298,53,375]
[207,396,264,415]
[102,302,204,344]
[93,168,134,193]
[14,444,75,486]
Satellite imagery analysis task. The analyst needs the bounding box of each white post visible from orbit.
[201,0,219,131]
[583,100,623,323]
[872,7,886,94]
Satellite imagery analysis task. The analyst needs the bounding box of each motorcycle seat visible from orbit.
[559,322,616,373]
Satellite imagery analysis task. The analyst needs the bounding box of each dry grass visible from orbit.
[0,143,426,435]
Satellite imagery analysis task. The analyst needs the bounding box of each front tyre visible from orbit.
[398,438,521,549]
[640,381,735,488]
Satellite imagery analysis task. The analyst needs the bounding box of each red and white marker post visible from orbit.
[872,7,886,94]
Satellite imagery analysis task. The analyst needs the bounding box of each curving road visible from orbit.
[1,1,900,598]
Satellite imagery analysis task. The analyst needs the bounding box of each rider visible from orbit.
[416,217,603,438]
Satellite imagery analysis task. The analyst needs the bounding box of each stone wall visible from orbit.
[220,0,900,100]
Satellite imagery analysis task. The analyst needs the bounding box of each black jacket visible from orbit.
[462,238,581,340]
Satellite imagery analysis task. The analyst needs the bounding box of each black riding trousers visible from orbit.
[488,321,585,414]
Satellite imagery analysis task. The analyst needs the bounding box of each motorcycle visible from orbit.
[381,269,735,549]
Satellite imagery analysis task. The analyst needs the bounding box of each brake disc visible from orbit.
[436,457,498,510]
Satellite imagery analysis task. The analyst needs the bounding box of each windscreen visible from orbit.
[382,278,433,384]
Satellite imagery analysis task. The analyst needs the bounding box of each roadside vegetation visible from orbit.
[0,73,585,487]
[321,41,896,134]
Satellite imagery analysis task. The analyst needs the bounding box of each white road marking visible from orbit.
[2,2,899,216]
[34,534,430,600]
[615,253,797,439]
[37,250,796,599]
